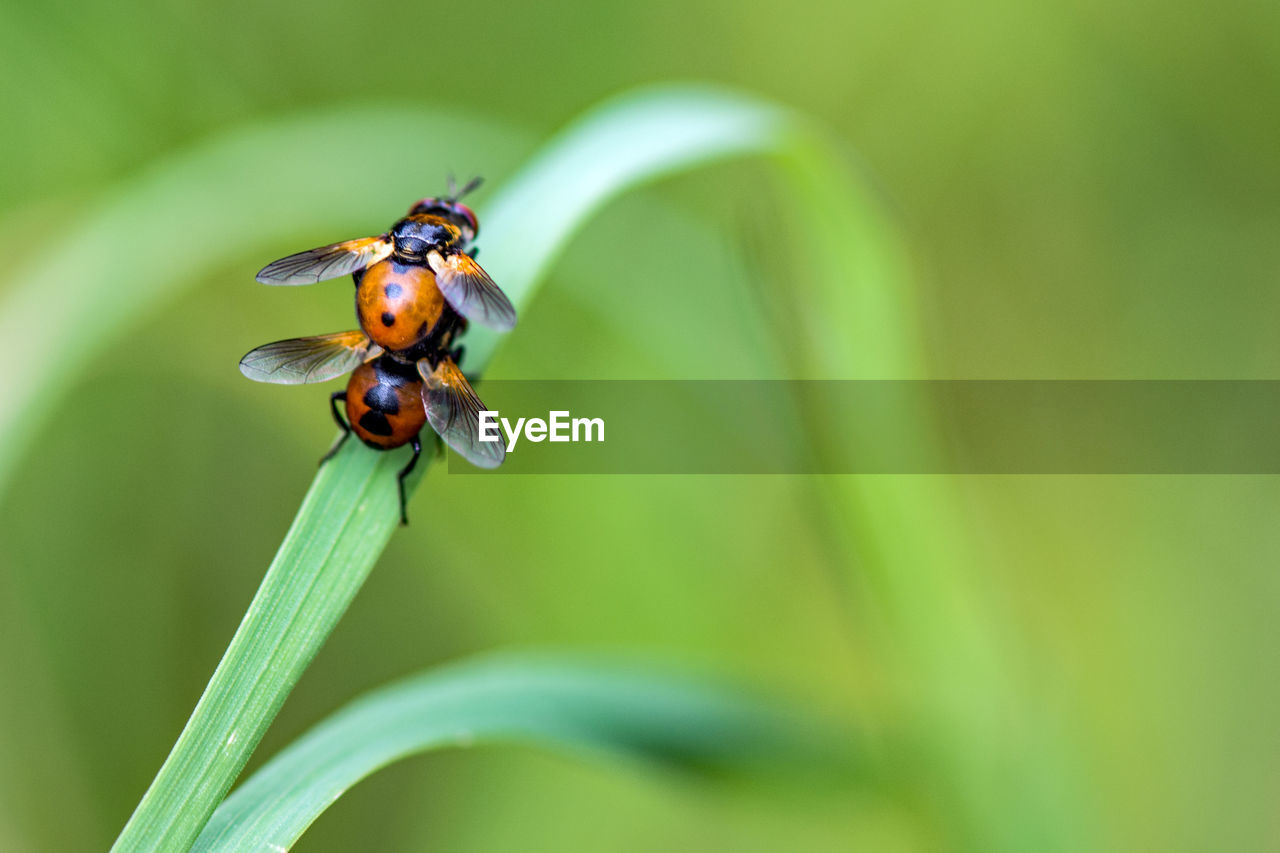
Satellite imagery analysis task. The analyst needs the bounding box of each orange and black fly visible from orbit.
[239,178,512,523]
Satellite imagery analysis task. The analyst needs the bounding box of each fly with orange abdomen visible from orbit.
[240,180,512,524]
[254,177,516,350]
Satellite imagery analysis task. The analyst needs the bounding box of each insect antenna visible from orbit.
[457,175,484,199]
[445,172,458,199]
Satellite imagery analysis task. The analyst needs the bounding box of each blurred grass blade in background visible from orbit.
[192,654,852,852]
[111,85,906,851]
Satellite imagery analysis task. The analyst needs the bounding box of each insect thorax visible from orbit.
[390,215,460,259]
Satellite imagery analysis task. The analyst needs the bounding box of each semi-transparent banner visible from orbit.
[445,380,1280,474]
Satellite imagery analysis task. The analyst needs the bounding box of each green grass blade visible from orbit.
[460,84,906,371]
[110,84,903,852]
[111,444,402,851]
[459,84,786,368]
[770,128,1094,853]
[191,654,843,852]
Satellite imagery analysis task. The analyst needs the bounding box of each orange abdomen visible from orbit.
[357,259,446,351]
[345,360,427,450]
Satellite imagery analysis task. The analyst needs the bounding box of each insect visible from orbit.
[239,315,504,523]
[240,182,511,524]
[254,176,516,352]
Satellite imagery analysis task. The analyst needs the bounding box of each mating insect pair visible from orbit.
[239,179,515,523]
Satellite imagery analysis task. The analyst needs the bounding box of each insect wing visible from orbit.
[428,251,517,331]
[239,331,381,384]
[256,235,393,285]
[418,357,505,468]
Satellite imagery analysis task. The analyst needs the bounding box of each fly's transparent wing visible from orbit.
[427,250,517,331]
[256,236,393,285]
[418,357,505,468]
[239,331,380,384]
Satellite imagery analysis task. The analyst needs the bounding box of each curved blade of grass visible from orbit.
[191,653,846,852]
[111,84,921,852]
[459,83,920,376]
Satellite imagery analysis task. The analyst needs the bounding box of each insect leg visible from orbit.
[397,435,422,525]
[320,391,351,465]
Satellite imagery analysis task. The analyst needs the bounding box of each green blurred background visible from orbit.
[2,0,1278,850]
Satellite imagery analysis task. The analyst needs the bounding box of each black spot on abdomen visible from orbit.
[381,311,396,326]
[358,411,395,436]
[384,283,403,299]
